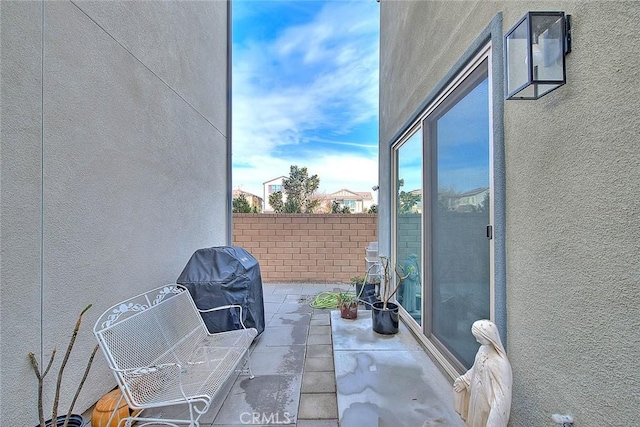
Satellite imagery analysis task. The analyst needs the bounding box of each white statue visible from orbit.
[453,320,512,427]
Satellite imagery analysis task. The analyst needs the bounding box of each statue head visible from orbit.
[471,319,507,359]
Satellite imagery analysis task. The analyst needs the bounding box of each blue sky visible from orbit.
[231,0,380,202]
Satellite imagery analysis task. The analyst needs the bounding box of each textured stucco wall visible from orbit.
[1,1,229,425]
[380,1,640,425]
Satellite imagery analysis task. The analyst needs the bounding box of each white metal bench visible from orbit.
[94,284,258,427]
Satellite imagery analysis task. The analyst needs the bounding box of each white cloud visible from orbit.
[232,0,379,199]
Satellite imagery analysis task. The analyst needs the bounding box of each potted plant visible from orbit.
[29,305,99,427]
[371,256,413,334]
[351,274,379,310]
[337,289,359,319]
[362,274,380,310]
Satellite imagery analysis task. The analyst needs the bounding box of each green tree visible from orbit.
[269,191,284,213]
[282,165,320,213]
[398,191,420,214]
[232,193,252,213]
[331,201,351,214]
[367,204,378,214]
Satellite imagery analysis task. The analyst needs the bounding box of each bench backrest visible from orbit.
[94,285,207,374]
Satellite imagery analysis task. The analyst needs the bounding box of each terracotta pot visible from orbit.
[340,301,358,319]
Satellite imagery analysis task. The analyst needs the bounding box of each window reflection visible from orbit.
[395,131,423,324]
[430,74,490,369]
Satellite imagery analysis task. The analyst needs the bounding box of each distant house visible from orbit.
[262,176,286,212]
[327,189,375,213]
[232,189,263,212]
[438,187,489,213]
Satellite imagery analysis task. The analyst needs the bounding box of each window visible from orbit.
[344,200,356,210]
[395,130,423,323]
[268,184,283,193]
[392,46,493,371]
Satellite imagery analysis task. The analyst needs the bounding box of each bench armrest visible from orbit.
[197,304,248,329]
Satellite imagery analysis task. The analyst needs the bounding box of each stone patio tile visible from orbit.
[214,425,294,427]
[213,373,302,425]
[309,325,331,335]
[262,284,277,294]
[310,312,331,326]
[277,301,313,314]
[263,301,282,316]
[268,312,311,327]
[304,356,335,372]
[262,292,286,304]
[302,371,336,393]
[296,420,339,427]
[306,333,332,345]
[331,311,423,351]
[254,325,308,347]
[270,284,304,294]
[305,344,333,358]
[297,393,338,420]
[249,345,305,375]
[284,293,309,302]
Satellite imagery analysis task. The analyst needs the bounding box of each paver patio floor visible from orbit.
[127,283,462,426]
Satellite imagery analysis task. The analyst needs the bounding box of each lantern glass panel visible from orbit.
[505,17,529,96]
[505,12,567,99]
[531,14,565,83]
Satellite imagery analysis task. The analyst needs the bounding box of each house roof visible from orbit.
[232,189,263,202]
[328,189,373,200]
[262,176,286,185]
[440,187,489,198]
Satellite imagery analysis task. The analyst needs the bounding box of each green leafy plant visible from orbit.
[337,291,358,305]
[349,276,365,287]
[29,304,99,427]
[379,256,413,309]
[232,193,252,213]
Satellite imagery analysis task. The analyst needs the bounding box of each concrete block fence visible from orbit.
[232,213,378,283]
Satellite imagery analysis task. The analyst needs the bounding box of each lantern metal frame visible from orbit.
[504,11,572,100]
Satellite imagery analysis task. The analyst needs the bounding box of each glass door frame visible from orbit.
[391,43,495,376]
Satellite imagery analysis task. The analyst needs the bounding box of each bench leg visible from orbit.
[243,354,255,379]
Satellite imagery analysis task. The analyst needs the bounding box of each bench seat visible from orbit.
[94,285,258,426]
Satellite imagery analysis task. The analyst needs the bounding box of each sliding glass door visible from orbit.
[393,50,492,371]
[427,61,491,369]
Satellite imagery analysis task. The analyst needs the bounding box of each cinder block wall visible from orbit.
[233,214,378,283]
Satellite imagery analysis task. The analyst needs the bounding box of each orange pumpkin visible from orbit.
[91,389,141,427]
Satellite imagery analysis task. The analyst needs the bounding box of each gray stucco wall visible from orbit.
[380,1,640,425]
[1,1,229,425]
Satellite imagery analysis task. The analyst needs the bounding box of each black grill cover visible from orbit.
[177,246,265,336]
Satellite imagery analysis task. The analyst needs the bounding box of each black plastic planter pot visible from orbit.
[38,415,85,427]
[356,283,377,310]
[371,301,399,334]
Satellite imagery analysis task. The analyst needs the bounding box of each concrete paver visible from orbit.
[296,421,339,427]
[297,393,339,420]
[301,371,336,393]
[331,310,464,427]
[137,283,460,426]
[303,356,334,372]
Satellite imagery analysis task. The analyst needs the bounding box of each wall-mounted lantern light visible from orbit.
[505,12,571,100]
